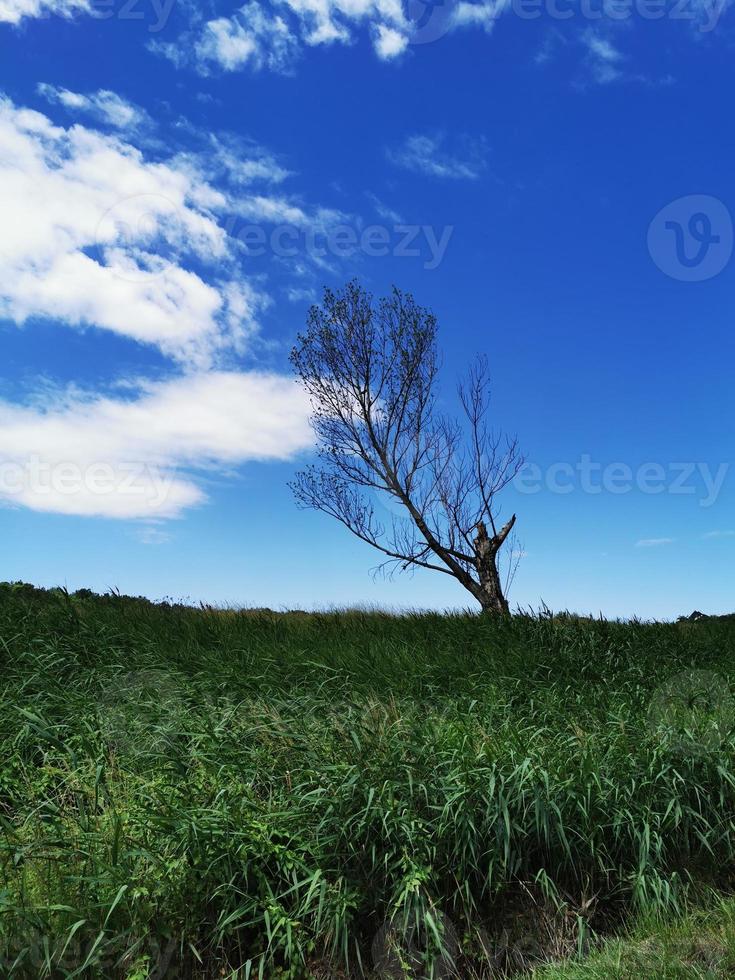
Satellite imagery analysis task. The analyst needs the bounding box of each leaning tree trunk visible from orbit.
[473,518,515,614]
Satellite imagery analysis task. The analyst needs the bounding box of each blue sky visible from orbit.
[0,0,733,618]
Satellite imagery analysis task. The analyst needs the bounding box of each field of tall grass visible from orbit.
[1,581,734,978]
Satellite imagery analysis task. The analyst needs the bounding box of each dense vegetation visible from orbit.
[1,582,734,978]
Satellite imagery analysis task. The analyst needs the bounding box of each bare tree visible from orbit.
[290,282,524,614]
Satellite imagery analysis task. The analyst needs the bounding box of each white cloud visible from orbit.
[535,28,568,67]
[582,29,624,84]
[0,0,515,52]
[206,133,291,186]
[37,84,150,132]
[703,530,735,539]
[365,191,404,224]
[153,0,421,73]
[636,538,675,548]
[0,91,354,524]
[584,34,622,65]
[154,0,532,74]
[0,95,273,365]
[374,23,408,59]
[286,285,317,303]
[0,92,359,366]
[277,0,409,49]
[194,6,299,73]
[387,132,488,180]
[231,193,348,229]
[0,0,88,24]
[134,526,173,545]
[0,372,313,519]
[453,0,506,30]
[537,27,672,88]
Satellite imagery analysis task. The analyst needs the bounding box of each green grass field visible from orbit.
[1,582,734,978]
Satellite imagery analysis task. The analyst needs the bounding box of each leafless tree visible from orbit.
[289,282,524,614]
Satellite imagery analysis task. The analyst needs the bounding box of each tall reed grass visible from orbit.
[1,583,734,977]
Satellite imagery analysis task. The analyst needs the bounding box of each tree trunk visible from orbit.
[473,519,514,615]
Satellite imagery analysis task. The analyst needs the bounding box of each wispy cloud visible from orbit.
[453,0,506,29]
[581,29,625,85]
[365,191,405,225]
[636,538,675,548]
[152,1,412,76]
[703,530,735,539]
[387,132,488,181]
[286,285,317,304]
[191,5,298,75]
[0,0,89,25]
[149,0,515,75]
[168,131,292,198]
[37,84,151,133]
[535,28,568,67]
[536,26,675,88]
[205,133,291,186]
[134,526,173,546]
